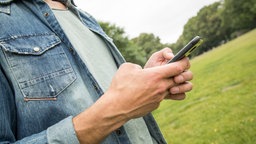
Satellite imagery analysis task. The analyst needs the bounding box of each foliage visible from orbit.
[99,22,146,66]
[100,22,167,66]
[99,0,256,64]
[220,0,256,39]
[131,33,164,60]
[153,29,256,144]
[176,0,256,57]
[181,2,224,57]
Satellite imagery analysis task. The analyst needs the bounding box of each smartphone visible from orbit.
[167,36,203,63]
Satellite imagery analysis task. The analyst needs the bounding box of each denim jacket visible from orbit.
[0,0,166,143]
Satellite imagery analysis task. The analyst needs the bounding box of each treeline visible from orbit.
[100,0,256,66]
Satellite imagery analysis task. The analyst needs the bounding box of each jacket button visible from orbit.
[115,129,122,136]
[44,12,49,17]
[93,85,99,91]
[69,47,75,55]
[33,47,40,52]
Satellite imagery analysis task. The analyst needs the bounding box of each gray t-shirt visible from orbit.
[53,9,156,144]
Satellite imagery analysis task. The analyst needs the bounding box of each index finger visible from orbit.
[148,57,190,78]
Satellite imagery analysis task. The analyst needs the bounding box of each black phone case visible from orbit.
[167,36,203,63]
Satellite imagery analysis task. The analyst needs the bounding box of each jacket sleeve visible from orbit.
[0,67,79,144]
[0,65,17,143]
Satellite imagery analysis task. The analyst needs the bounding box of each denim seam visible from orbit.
[0,33,55,42]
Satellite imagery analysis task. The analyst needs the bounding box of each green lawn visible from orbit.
[153,29,256,144]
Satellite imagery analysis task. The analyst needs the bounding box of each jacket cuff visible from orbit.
[47,116,80,144]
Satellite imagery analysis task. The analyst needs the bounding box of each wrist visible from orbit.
[73,93,129,143]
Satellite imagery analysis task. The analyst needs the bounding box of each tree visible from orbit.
[99,22,129,53]
[99,22,146,65]
[176,2,224,57]
[220,0,256,39]
[131,33,164,60]
[99,0,256,63]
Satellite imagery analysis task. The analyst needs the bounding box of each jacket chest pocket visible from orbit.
[0,33,76,100]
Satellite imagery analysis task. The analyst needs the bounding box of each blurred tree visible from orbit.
[99,22,146,66]
[99,22,129,53]
[176,2,224,57]
[99,0,256,63]
[131,33,164,60]
[195,2,223,55]
[220,0,256,39]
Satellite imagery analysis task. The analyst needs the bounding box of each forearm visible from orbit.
[73,93,128,144]
[0,116,80,144]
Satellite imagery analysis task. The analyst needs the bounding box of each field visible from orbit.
[153,29,256,144]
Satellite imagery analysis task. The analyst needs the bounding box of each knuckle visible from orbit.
[154,94,165,103]
[124,63,142,69]
[163,47,172,53]
[185,82,193,91]
[183,70,193,81]
[151,51,159,57]
[176,65,184,73]
[157,86,166,94]
[150,70,162,80]
[156,82,169,94]
[121,62,131,68]
[187,62,191,69]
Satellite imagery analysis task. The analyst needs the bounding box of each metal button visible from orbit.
[69,47,75,54]
[33,47,40,52]
[94,85,99,91]
[115,129,122,136]
[44,12,49,17]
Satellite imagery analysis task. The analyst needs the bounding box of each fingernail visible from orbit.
[171,87,179,94]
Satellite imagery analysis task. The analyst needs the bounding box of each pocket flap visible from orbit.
[0,33,76,100]
[0,33,61,55]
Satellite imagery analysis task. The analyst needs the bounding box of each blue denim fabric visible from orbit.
[0,0,166,143]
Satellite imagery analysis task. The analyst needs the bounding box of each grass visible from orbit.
[153,29,256,144]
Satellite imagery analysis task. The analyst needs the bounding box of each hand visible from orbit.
[144,48,173,68]
[104,58,191,119]
[144,47,193,100]
[73,58,191,143]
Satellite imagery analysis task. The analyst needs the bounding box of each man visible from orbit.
[0,0,193,143]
